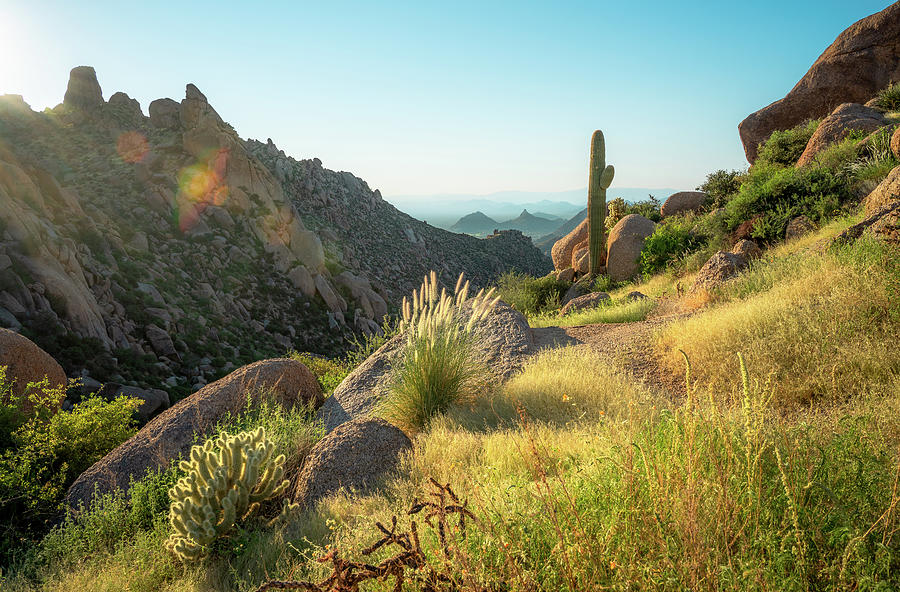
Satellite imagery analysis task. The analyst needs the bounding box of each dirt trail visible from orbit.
[530,311,692,397]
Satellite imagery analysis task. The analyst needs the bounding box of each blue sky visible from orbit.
[0,0,892,198]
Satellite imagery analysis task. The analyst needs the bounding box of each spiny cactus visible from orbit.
[588,130,615,275]
[166,427,289,562]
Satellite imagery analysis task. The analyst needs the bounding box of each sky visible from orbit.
[0,0,893,200]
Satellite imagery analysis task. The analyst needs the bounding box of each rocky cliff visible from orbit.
[0,67,550,399]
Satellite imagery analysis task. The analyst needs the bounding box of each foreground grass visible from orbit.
[8,342,900,591]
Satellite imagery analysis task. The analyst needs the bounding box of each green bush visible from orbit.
[289,352,350,396]
[623,195,662,222]
[639,216,706,276]
[725,164,847,243]
[875,82,900,111]
[0,391,139,563]
[756,119,819,167]
[698,169,745,207]
[496,272,568,317]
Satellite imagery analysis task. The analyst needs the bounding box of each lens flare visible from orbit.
[116,131,149,163]
[175,148,230,232]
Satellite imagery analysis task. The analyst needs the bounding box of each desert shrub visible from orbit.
[697,168,745,207]
[381,272,497,432]
[756,119,819,167]
[496,271,567,317]
[288,352,349,396]
[639,215,707,276]
[343,317,401,367]
[623,195,662,222]
[0,391,139,563]
[725,163,847,243]
[875,82,900,111]
[847,125,899,187]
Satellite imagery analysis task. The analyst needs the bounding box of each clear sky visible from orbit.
[0,0,892,198]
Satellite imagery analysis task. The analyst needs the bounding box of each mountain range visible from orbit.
[388,188,678,229]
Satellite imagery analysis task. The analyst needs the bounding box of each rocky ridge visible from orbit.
[0,67,549,401]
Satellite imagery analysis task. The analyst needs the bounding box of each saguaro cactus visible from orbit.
[166,427,289,561]
[588,130,615,275]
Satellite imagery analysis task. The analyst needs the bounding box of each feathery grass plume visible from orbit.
[384,272,499,432]
[165,427,289,562]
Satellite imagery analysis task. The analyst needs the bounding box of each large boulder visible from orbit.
[0,328,67,414]
[864,166,900,217]
[660,191,708,218]
[559,292,610,316]
[795,103,886,167]
[63,66,104,111]
[731,239,762,261]
[693,252,748,291]
[294,418,412,508]
[66,358,323,510]
[606,214,656,282]
[739,3,900,163]
[315,302,534,433]
[551,219,587,271]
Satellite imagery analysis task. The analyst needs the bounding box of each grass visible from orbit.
[875,82,900,111]
[656,231,900,407]
[379,272,497,433]
[495,271,567,317]
[529,297,655,328]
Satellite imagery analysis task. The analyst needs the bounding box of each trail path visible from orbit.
[529,311,693,397]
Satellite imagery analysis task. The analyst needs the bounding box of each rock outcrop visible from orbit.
[294,418,412,508]
[795,103,886,167]
[559,292,610,316]
[693,252,748,291]
[66,358,322,510]
[0,328,67,414]
[551,219,588,271]
[660,191,708,218]
[739,3,900,162]
[606,215,656,281]
[63,66,104,111]
[864,166,900,217]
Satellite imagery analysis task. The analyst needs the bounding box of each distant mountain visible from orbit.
[386,188,677,230]
[450,211,499,236]
[496,209,566,238]
[534,208,588,255]
[530,211,564,221]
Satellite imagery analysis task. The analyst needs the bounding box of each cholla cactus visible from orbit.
[605,197,627,232]
[588,130,615,275]
[166,427,289,562]
[400,271,499,342]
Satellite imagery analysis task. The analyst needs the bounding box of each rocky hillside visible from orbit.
[0,67,550,398]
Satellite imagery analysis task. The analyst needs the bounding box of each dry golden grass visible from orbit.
[655,233,900,407]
